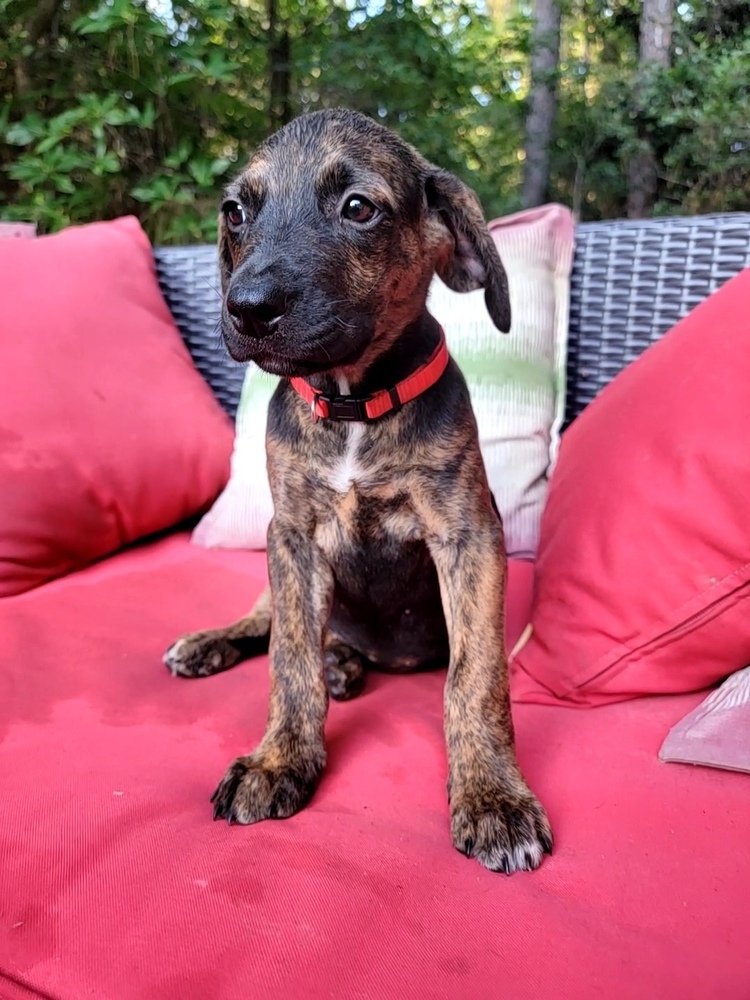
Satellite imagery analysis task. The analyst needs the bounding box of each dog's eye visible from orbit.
[341,195,379,225]
[222,200,246,232]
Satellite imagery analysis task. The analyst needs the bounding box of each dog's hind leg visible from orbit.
[164,586,367,698]
[164,586,272,678]
[324,633,367,701]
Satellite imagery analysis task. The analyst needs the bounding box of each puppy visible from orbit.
[165,109,552,874]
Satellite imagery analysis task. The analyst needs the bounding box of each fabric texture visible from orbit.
[2,533,750,1000]
[659,664,750,773]
[513,268,750,706]
[193,203,574,558]
[0,217,234,597]
[0,223,36,239]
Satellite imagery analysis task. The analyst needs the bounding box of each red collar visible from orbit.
[289,331,449,422]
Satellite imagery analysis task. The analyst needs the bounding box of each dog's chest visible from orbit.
[324,421,367,494]
[321,378,372,495]
[315,379,423,548]
[315,437,421,557]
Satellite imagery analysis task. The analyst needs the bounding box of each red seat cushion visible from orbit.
[1,536,749,999]
[0,217,234,597]
[514,268,750,705]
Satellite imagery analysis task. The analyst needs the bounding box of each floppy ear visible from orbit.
[425,168,511,333]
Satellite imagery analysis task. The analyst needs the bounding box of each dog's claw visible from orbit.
[209,754,322,827]
[451,792,552,875]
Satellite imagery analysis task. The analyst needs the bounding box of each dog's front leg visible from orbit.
[211,519,332,824]
[419,496,553,873]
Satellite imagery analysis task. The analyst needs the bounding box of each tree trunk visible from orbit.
[267,0,292,133]
[14,0,61,97]
[639,0,673,65]
[627,0,674,219]
[522,0,562,209]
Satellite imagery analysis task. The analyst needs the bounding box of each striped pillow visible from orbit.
[192,203,574,558]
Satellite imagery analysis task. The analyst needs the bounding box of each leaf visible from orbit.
[210,157,232,176]
[36,134,63,154]
[138,101,157,130]
[5,123,38,146]
[164,142,191,169]
[131,185,158,203]
[168,72,201,87]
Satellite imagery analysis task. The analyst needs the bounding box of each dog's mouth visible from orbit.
[221,319,372,377]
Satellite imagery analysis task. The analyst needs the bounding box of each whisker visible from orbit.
[193,273,223,303]
[332,315,357,332]
[212,318,225,352]
[361,266,387,299]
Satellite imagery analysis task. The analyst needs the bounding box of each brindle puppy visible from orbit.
[165,108,552,874]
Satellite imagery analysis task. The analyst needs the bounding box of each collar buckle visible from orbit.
[318,393,370,422]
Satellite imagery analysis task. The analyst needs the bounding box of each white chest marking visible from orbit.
[327,377,366,494]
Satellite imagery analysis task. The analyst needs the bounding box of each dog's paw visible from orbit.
[211,754,322,824]
[163,632,244,678]
[324,646,366,701]
[451,789,553,874]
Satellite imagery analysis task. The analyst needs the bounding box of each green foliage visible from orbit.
[550,0,750,218]
[650,32,750,214]
[1,0,269,240]
[1,0,747,241]
[303,2,526,214]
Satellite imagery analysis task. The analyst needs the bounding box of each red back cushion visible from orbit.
[513,268,750,706]
[0,217,233,597]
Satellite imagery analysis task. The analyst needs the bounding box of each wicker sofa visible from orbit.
[3,213,750,1000]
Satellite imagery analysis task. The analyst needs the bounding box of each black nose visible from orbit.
[226,284,287,338]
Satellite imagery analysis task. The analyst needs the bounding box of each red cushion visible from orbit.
[1,537,749,999]
[513,268,750,706]
[0,218,233,597]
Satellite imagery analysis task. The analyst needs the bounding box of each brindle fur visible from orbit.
[164,108,552,873]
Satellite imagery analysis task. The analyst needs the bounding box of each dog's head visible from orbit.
[218,108,510,377]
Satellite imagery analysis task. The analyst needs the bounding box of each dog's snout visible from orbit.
[226,284,287,339]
